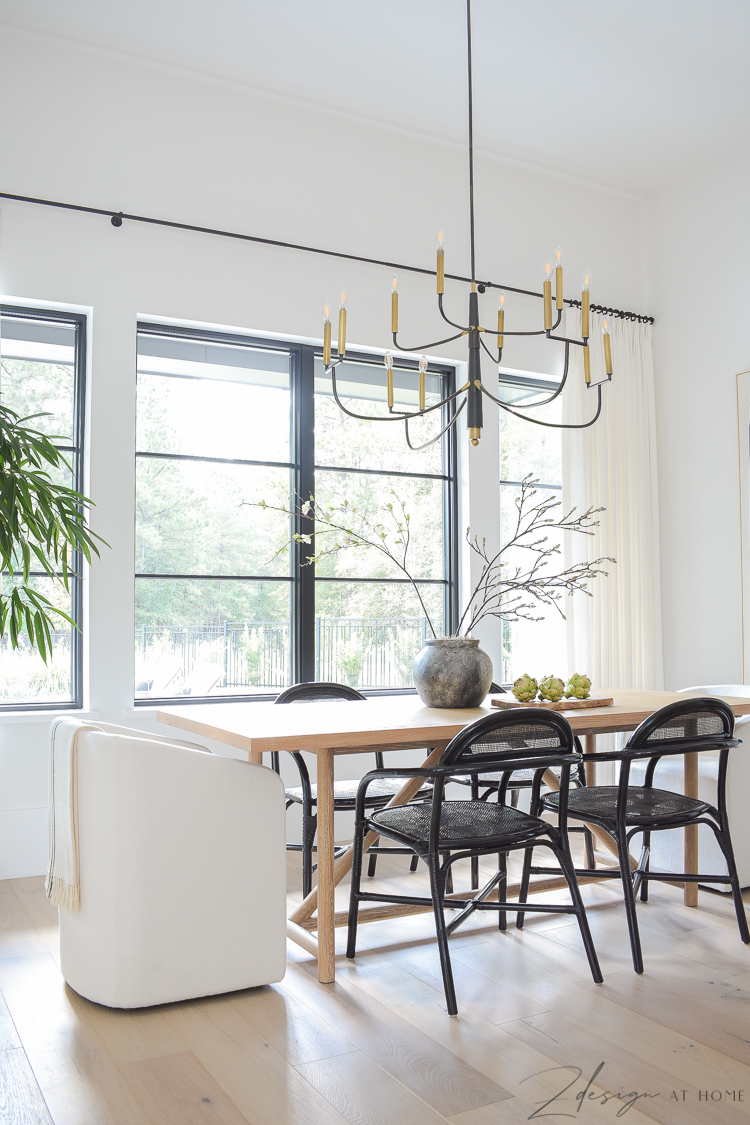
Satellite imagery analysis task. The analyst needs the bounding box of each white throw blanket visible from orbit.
[46,718,102,911]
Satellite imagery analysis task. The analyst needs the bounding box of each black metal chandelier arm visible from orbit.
[391,329,467,353]
[438,294,470,331]
[495,341,571,410]
[479,381,603,429]
[404,398,467,452]
[479,335,501,365]
[329,363,468,422]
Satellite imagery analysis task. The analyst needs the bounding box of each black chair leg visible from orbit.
[554,842,603,984]
[470,777,480,890]
[516,844,534,930]
[498,851,508,931]
[583,827,595,870]
[410,854,419,872]
[710,821,750,944]
[367,836,379,879]
[617,832,644,974]
[346,817,367,959]
[428,854,458,1016]
[301,811,318,898]
[637,831,650,901]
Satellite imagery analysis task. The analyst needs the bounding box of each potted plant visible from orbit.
[0,404,104,664]
[254,476,612,708]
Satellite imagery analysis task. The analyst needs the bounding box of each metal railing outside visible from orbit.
[135,616,429,695]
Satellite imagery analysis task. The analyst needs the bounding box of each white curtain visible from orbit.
[562,310,663,691]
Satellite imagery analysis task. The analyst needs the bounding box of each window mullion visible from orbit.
[293,345,316,683]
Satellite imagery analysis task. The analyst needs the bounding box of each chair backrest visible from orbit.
[626,697,736,753]
[441,708,576,768]
[275,681,367,704]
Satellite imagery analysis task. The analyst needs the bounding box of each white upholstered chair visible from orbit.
[629,686,750,888]
[58,722,287,1008]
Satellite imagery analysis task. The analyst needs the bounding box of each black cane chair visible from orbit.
[346,709,602,1016]
[451,682,592,888]
[273,682,431,896]
[527,697,750,973]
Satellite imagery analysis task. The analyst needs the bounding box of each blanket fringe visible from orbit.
[45,874,80,912]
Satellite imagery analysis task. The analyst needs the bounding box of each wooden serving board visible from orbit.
[491,695,614,711]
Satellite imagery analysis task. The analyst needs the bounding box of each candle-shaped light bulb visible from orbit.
[385,351,394,409]
[602,317,613,375]
[391,276,398,334]
[543,259,553,330]
[418,355,427,411]
[338,290,347,356]
[497,291,505,350]
[436,228,445,294]
[323,303,331,366]
[555,246,564,310]
[581,268,591,339]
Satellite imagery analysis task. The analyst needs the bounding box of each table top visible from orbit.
[157,689,750,757]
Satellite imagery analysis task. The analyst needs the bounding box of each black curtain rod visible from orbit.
[0,189,654,325]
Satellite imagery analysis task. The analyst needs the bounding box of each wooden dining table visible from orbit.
[158,688,750,983]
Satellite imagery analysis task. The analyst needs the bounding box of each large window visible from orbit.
[498,370,565,683]
[0,307,87,709]
[135,325,457,702]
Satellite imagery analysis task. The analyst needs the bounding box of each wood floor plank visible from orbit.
[447,1100,546,1125]
[9,882,60,967]
[164,993,353,1125]
[282,962,512,1114]
[0,991,21,1051]
[121,1050,250,1125]
[0,953,151,1125]
[75,996,191,1066]
[577,971,750,1069]
[331,961,659,1125]
[228,983,358,1065]
[503,1006,745,1124]
[0,884,46,961]
[0,1048,53,1125]
[295,1051,452,1125]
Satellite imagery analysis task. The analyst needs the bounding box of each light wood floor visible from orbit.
[1,848,749,1125]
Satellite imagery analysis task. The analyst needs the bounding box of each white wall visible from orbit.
[647,149,750,689]
[0,28,646,876]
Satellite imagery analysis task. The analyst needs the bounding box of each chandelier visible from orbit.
[320,0,613,449]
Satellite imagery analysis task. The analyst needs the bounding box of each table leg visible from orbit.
[250,751,263,766]
[584,733,596,787]
[290,743,447,929]
[684,752,699,907]
[315,748,336,983]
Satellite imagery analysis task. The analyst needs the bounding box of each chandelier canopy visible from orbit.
[321,0,612,449]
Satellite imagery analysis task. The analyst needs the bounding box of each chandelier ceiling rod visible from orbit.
[0,190,653,325]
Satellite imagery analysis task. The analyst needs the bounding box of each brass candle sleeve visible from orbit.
[543,279,553,330]
[581,290,590,338]
[419,371,426,411]
[497,308,504,350]
[583,343,591,384]
[437,247,445,294]
[323,320,331,366]
[555,265,563,310]
[338,308,346,356]
[391,290,398,333]
[387,368,394,409]
[603,333,613,375]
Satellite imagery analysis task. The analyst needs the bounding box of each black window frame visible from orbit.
[0,304,87,712]
[135,321,459,704]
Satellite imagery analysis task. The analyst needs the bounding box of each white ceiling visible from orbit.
[2,0,749,197]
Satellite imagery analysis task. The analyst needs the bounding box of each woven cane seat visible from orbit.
[543,785,710,825]
[368,799,549,850]
[285,777,433,809]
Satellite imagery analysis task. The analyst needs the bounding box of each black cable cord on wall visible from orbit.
[0,189,654,325]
